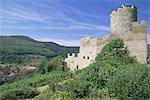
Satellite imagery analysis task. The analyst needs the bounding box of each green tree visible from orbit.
[48,56,66,71]
[96,39,136,64]
[37,60,47,74]
[37,56,68,74]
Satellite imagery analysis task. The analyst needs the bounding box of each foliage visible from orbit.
[96,39,136,64]
[56,39,144,99]
[55,91,71,100]
[35,91,54,100]
[44,56,68,72]
[0,71,68,93]
[37,56,68,74]
[148,57,150,64]
[107,63,150,100]
[37,61,47,74]
[60,78,91,98]
[0,87,39,100]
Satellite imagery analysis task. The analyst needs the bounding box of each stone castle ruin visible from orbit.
[65,5,148,71]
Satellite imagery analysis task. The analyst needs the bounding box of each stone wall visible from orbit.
[65,36,106,71]
[132,21,147,33]
[125,40,147,63]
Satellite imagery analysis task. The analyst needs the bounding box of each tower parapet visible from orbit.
[110,5,137,34]
[80,37,97,47]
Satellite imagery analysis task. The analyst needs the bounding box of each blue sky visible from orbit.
[0,0,150,46]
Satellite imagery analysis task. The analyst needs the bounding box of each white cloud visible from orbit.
[1,0,110,32]
[3,24,110,32]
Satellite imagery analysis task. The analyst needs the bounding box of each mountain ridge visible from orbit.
[0,35,79,65]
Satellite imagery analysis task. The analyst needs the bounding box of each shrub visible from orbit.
[96,39,136,64]
[59,78,91,98]
[55,91,71,100]
[107,63,150,100]
[0,71,68,92]
[35,91,54,100]
[0,87,39,100]
[37,56,68,74]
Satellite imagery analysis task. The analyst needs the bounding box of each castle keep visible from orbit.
[65,5,148,71]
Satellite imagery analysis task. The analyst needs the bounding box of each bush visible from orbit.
[0,87,39,100]
[37,56,68,74]
[0,71,68,92]
[96,39,136,64]
[59,78,91,98]
[35,91,54,100]
[107,63,150,100]
[55,91,71,100]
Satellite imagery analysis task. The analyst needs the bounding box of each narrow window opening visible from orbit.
[76,65,79,69]
[83,56,85,59]
[87,56,89,60]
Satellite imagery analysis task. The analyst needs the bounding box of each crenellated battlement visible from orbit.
[80,37,97,47]
[97,34,111,45]
[110,5,137,15]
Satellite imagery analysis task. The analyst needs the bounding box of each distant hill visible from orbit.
[0,36,79,65]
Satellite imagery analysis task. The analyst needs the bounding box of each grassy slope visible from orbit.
[0,36,79,64]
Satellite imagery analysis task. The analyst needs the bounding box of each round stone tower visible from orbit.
[110,5,137,34]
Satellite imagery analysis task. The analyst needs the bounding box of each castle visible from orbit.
[65,5,148,71]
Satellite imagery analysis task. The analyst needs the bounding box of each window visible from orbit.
[76,65,79,69]
[87,56,89,60]
[83,56,85,59]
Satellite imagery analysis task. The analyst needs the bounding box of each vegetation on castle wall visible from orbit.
[55,39,150,99]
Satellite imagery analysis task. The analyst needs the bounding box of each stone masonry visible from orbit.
[65,5,148,71]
